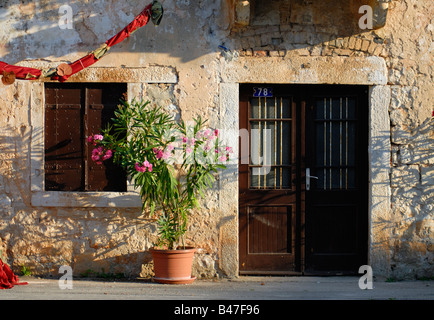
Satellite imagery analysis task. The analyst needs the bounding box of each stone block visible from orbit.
[368,42,377,54]
[308,45,320,56]
[391,126,413,145]
[260,33,272,46]
[348,36,357,49]
[391,165,420,188]
[421,166,434,186]
[235,0,251,27]
[373,45,383,56]
[334,48,353,56]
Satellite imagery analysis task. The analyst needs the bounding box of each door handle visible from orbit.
[306,168,318,191]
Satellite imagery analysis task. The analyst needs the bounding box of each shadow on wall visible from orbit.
[0,124,156,277]
[370,117,434,279]
[0,0,210,63]
[0,0,388,64]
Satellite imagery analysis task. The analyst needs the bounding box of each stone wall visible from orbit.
[227,0,433,279]
[383,0,433,279]
[0,0,432,280]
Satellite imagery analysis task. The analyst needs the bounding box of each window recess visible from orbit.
[44,83,127,192]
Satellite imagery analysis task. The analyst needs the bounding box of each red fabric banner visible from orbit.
[0,258,28,289]
[1,1,157,84]
[0,61,42,80]
[53,2,152,82]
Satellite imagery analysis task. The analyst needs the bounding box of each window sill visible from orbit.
[31,191,142,208]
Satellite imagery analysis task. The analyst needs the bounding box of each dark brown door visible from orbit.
[239,85,299,274]
[304,85,368,274]
[239,84,368,275]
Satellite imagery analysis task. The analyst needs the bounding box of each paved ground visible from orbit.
[1,276,433,300]
[1,276,431,318]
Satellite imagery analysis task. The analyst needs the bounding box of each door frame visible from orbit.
[217,57,390,278]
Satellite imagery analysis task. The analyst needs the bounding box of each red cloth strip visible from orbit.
[1,2,152,83]
[0,61,42,80]
[0,259,28,289]
[52,3,152,82]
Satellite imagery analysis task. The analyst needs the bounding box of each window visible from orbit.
[44,83,127,192]
[249,96,293,189]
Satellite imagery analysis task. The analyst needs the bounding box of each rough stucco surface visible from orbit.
[0,0,432,280]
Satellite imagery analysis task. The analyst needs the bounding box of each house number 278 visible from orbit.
[253,87,273,98]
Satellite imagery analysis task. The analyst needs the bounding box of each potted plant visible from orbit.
[88,99,232,284]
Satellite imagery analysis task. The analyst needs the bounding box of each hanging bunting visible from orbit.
[0,1,163,85]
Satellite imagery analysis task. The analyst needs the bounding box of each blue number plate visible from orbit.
[253,87,273,97]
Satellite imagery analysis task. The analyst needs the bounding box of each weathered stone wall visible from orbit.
[226,0,433,280]
[0,0,432,280]
[383,0,433,279]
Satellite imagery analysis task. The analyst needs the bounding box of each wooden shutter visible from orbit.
[86,85,127,191]
[45,86,84,191]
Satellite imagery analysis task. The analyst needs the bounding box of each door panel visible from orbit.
[239,84,368,275]
[239,85,298,274]
[45,86,84,191]
[248,205,291,254]
[305,86,368,273]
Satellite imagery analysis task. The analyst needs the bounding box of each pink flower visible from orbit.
[226,146,233,153]
[162,150,171,160]
[143,161,153,172]
[91,148,102,162]
[102,149,112,161]
[182,136,188,144]
[219,155,227,162]
[135,162,147,172]
[204,129,211,138]
[190,138,196,145]
[214,129,219,136]
[94,134,104,141]
[153,148,164,160]
[204,143,211,151]
[167,144,174,152]
[215,148,219,153]
[186,147,192,154]
[87,136,93,143]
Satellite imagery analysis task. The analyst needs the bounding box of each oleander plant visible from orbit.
[88,99,232,250]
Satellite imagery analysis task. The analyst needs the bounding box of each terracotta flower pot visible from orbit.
[150,247,196,284]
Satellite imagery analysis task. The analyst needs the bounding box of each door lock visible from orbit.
[306,168,318,191]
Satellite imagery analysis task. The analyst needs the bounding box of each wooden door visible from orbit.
[239,85,300,274]
[239,84,368,275]
[304,85,368,273]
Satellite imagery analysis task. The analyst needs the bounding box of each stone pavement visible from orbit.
[1,276,433,300]
[1,276,432,318]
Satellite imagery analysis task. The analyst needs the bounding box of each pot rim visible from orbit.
[150,246,196,253]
